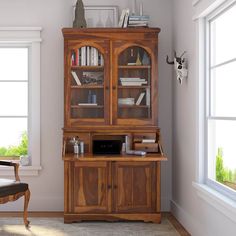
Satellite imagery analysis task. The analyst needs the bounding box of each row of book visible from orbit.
[71,47,104,66]
[118,8,150,28]
[120,77,147,86]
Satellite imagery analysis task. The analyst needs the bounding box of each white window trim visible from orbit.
[193,182,236,223]
[0,27,42,176]
[193,0,236,223]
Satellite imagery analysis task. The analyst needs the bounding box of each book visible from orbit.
[90,47,94,66]
[128,23,148,27]
[118,9,128,27]
[118,98,135,105]
[71,52,75,66]
[129,20,149,24]
[128,15,149,27]
[81,47,86,66]
[75,49,79,65]
[136,92,145,105]
[94,48,98,66]
[146,88,150,106]
[100,53,104,66]
[78,48,81,66]
[121,81,147,86]
[123,9,130,28]
[71,71,81,85]
[142,139,156,143]
[127,62,137,65]
[129,15,150,20]
[86,46,90,66]
[98,53,101,66]
[120,77,145,81]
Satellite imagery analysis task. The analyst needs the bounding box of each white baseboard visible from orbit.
[171,200,205,236]
[0,196,63,212]
[161,197,171,211]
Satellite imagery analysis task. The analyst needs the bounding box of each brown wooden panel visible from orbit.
[64,40,110,128]
[134,143,158,153]
[133,132,156,142]
[73,161,110,213]
[113,161,156,213]
[133,166,150,206]
[112,40,158,126]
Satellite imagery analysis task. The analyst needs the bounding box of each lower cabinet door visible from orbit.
[73,161,111,213]
[113,161,157,213]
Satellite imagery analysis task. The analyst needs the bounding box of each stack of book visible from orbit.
[128,15,150,27]
[119,8,150,28]
[118,98,135,106]
[120,77,147,86]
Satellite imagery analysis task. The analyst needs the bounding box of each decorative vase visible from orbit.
[142,52,150,65]
[73,0,87,28]
[136,51,142,65]
[20,155,30,166]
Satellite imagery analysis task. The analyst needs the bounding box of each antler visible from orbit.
[166,55,174,64]
[180,51,186,58]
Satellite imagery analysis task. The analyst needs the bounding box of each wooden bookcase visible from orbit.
[62,28,167,223]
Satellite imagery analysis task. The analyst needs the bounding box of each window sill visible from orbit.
[0,165,42,176]
[192,182,236,223]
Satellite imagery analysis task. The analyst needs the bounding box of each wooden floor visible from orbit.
[165,213,191,236]
[0,211,190,236]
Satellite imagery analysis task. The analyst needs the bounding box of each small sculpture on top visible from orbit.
[73,0,87,28]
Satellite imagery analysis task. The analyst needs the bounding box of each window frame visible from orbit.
[0,27,42,176]
[0,45,29,160]
[205,1,236,201]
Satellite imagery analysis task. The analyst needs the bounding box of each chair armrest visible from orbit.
[0,161,20,181]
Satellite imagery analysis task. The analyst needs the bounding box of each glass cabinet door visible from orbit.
[116,46,153,124]
[67,45,108,126]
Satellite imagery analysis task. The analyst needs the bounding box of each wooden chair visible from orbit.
[0,161,30,227]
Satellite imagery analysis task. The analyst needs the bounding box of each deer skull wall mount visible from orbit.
[166,51,188,84]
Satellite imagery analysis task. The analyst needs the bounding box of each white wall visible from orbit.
[172,0,236,235]
[0,0,173,212]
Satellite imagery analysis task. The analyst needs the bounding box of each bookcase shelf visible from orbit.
[71,66,104,70]
[71,105,104,109]
[71,85,104,89]
[118,65,151,69]
[118,105,150,108]
[118,85,150,89]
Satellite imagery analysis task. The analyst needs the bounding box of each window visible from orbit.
[0,27,42,175]
[206,2,236,200]
[0,47,28,159]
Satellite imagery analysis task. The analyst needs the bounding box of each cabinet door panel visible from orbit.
[113,162,156,213]
[112,41,158,126]
[65,40,110,127]
[73,162,110,213]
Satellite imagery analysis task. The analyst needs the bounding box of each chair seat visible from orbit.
[0,178,28,198]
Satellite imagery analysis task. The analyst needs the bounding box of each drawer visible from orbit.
[134,143,158,153]
[133,133,156,143]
